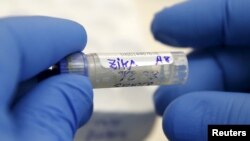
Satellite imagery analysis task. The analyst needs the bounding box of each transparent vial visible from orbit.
[56,52,188,88]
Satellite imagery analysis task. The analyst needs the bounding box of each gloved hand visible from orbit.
[0,16,93,141]
[151,0,250,141]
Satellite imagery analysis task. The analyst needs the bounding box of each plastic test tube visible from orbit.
[55,52,188,88]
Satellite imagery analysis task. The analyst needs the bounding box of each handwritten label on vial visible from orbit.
[97,52,173,70]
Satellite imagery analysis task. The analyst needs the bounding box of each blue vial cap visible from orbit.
[59,52,88,76]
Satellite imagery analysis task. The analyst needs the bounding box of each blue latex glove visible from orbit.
[151,0,250,141]
[0,16,93,141]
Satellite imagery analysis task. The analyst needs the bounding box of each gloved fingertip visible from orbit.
[151,0,224,48]
[154,85,185,116]
[162,92,208,141]
[151,9,181,46]
[0,16,88,80]
[53,74,93,126]
[14,74,94,134]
